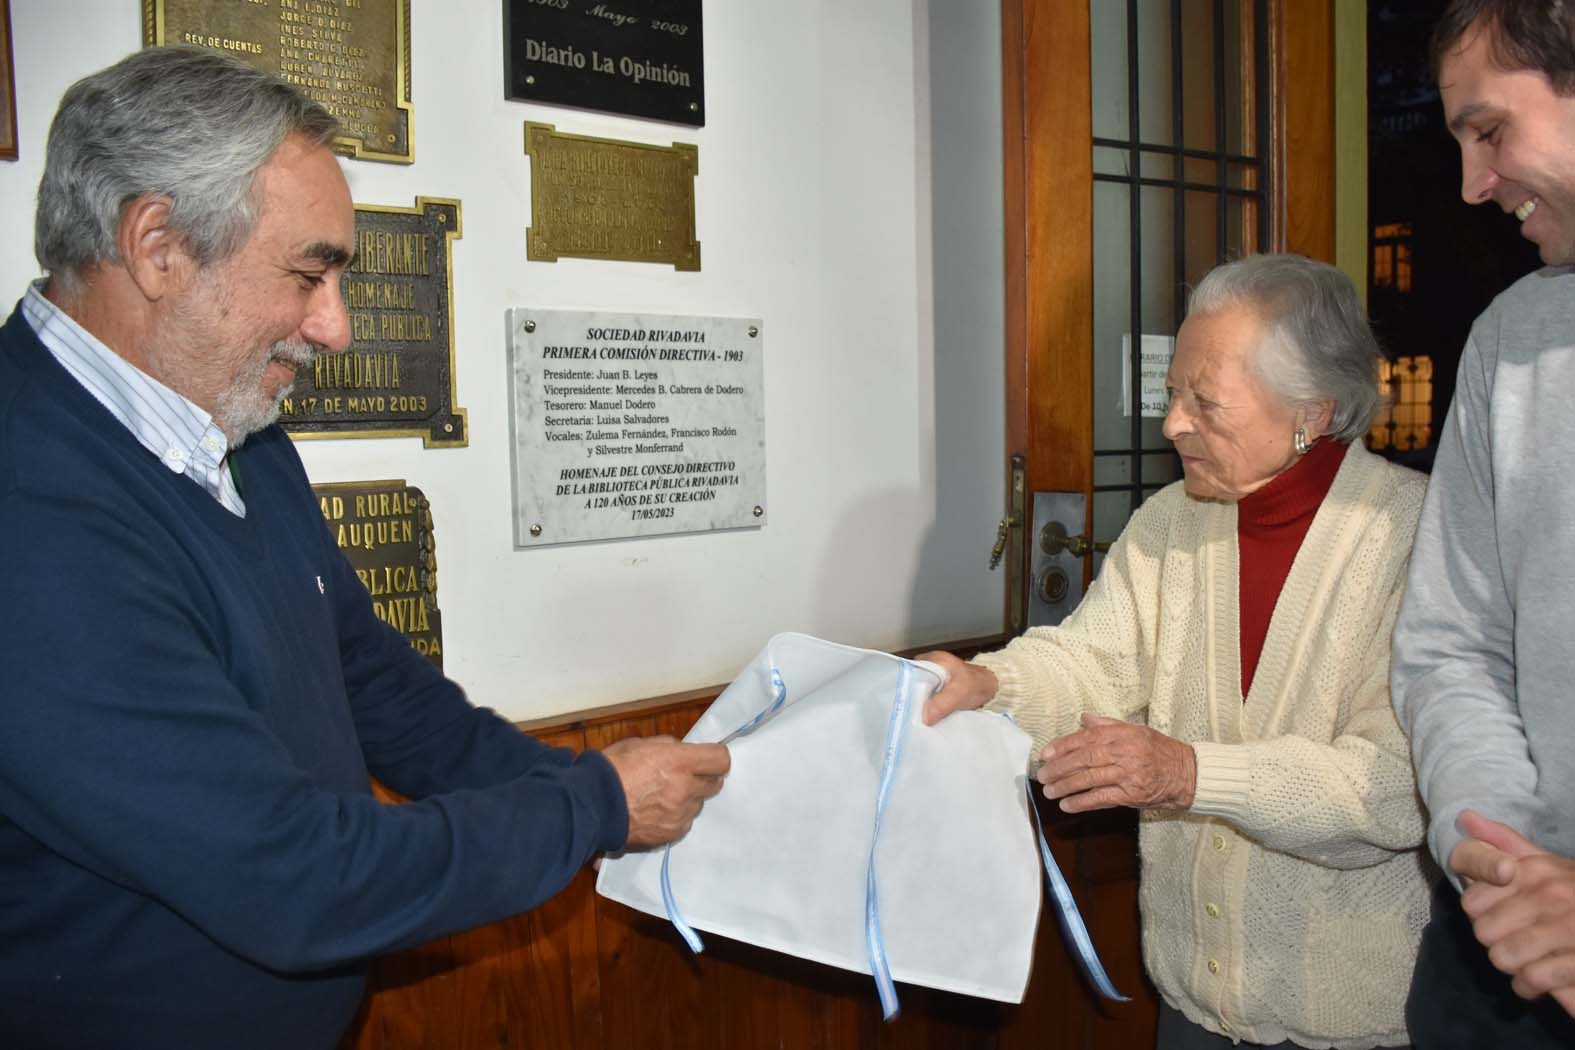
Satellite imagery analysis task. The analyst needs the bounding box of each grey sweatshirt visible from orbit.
[1392,266,1575,880]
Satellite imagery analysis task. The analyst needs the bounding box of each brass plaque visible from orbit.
[282,197,467,447]
[142,0,414,165]
[524,122,700,271]
[315,479,444,669]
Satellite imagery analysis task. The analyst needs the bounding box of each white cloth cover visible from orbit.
[595,632,1041,1004]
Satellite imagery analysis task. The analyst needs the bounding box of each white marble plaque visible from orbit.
[508,309,767,546]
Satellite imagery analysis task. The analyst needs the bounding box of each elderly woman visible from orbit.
[925,254,1429,1050]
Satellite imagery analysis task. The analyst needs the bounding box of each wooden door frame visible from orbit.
[999,0,1095,629]
[1279,0,1337,260]
[1000,0,1336,627]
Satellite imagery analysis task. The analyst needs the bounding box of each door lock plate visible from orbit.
[1028,492,1087,627]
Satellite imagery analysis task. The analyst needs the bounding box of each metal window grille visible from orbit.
[1092,0,1272,525]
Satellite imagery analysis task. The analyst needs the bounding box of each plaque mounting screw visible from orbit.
[748,326,759,338]
[524,320,537,333]
[530,524,543,537]
[753,506,764,517]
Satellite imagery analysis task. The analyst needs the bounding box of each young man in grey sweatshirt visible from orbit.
[1391,3,1575,1048]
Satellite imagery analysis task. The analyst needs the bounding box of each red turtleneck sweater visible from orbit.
[1235,438,1347,697]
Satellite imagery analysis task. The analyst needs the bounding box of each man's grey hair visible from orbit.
[35,46,338,295]
[1185,253,1385,443]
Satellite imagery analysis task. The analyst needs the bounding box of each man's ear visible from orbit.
[117,194,193,302]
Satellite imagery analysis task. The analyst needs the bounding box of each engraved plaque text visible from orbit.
[525,122,699,271]
[144,0,414,164]
[315,479,445,668]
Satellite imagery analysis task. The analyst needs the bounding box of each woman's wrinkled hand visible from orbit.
[1037,713,1197,812]
[918,651,1000,725]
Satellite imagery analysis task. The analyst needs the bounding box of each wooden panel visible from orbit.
[1000,0,1097,628]
[999,0,1030,630]
[1279,0,1336,260]
[1005,0,1095,500]
[529,726,603,1050]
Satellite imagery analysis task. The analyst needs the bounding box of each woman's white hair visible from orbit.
[1186,253,1385,442]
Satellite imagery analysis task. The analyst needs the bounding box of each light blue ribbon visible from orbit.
[1025,783,1130,1002]
[863,658,917,1020]
[659,667,788,954]
[994,710,1128,1003]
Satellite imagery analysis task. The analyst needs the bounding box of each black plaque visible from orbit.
[282,197,468,447]
[315,480,444,669]
[504,0,704,127]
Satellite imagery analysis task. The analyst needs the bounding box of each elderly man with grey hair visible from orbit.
[0,46,729,1050]
[926,254,1430,1049]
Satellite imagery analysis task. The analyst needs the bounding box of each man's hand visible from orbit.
[1451,808,1521,888]
[918,651,999,725]
[601,736,731,849]
[1455,810,1575,1018]
[1036,713,1196,813]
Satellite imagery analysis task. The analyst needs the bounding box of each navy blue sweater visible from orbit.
[0,306,628,1048]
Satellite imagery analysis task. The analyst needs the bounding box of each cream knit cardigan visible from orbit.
[975,443,1431,1048]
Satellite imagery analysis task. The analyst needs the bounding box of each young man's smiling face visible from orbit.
[1441,23,1575,266]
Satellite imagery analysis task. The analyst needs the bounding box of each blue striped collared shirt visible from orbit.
[20,280,247,517]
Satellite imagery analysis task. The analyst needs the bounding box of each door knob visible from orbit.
[1039,520,1112,558]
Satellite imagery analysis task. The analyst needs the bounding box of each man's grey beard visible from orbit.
[213,339,318,447]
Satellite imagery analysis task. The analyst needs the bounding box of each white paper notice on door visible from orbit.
[1120,334,1175,418]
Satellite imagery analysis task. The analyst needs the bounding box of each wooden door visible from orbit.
[997,1,1335,1047]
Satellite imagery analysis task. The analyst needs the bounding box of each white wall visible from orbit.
[0,0,1003,719]
[919,0,1005,643]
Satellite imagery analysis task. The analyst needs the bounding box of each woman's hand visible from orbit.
[1038,713,1197,812]
[918,651,1000,725]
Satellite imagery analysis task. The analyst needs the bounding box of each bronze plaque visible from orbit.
[142,0,414,164]
[0,1,16,161]
[315,479,444,669]
[524,122,700,271]
[282,197,468,447]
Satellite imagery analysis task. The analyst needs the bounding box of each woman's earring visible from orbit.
[1293,426,1310,456]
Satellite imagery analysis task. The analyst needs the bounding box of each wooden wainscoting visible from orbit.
[342,639,1156,1049]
